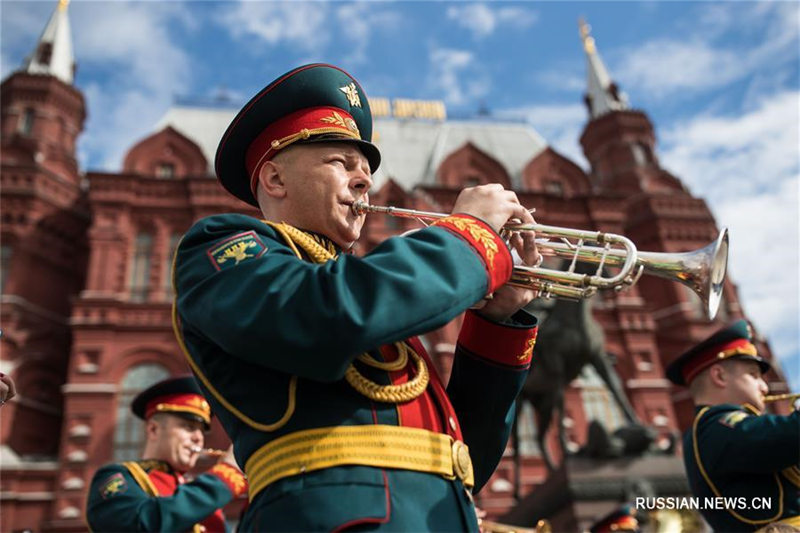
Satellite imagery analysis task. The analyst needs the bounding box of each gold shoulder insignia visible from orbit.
[100,472,128,499]
[719,410,749,428]
[207,231,267,271]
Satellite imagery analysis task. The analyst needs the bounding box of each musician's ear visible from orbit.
[257,160,286,199]
[707,363,727,388]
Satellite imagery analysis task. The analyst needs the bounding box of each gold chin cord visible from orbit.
[351,201,729,320]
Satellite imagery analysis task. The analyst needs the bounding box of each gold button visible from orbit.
[449,416,457,431]
[451,440,472,484]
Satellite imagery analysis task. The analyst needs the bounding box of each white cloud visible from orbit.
[714,177,799,368]
[617,40,744,97]
[218,2,330,53]
[72,2,191,93]
[660,91,799,200]
[616,2,798,98]
[67,2,195,170]
[446,3,538,39]
[660,91,800,372]
[428,48,489,106]
[335,4,403,66]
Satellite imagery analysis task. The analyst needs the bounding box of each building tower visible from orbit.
[0,0,87,455]
[0,0,90,528]
[579,18,676,195]
[575,19,774,428]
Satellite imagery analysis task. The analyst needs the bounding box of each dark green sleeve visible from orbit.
[447,310,537,492]
[700,407,800,474]
[86,464,234,532]
[175,215,490,382]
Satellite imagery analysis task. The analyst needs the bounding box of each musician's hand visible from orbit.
[217,444,239,469]
[452,184,531,234]
[0,372,16,407]
[475,506,488,533]
[476,207,540,322]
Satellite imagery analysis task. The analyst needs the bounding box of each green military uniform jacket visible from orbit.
[173,213,538,532]
[683,403,800,532]
[86,459,245,532]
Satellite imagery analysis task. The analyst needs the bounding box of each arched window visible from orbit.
[576,365,626,432]
[156,163,175,179]
[515,399,541,457]
[129,232,153,302]
[19,108,35,136]
[113,363,169,461]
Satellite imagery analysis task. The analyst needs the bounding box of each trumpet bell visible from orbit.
[638,228,729,320]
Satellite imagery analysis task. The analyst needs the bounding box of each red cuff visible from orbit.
[458,310,537,368]
[431,214,512,293]
[208,463,248,498]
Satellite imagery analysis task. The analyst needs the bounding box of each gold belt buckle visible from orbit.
[451,440,473,485]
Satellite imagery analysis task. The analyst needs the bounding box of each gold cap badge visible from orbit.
[340,83,361,108]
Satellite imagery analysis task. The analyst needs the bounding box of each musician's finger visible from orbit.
[521,229,540,266]
[0,373,14,400]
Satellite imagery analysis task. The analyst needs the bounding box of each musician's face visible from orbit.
[724,359,768,411]
[146,414,205,472]
[275,143,372,250]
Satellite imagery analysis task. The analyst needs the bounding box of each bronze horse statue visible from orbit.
[515,263,641,472]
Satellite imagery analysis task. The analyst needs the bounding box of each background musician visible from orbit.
[86,375,246,532]
[666,320,799,532]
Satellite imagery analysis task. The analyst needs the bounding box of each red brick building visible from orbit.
[0,4,790,532]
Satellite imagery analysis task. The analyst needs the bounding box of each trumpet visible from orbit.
[763,393,800,408]
[479,519,551,533]
[351,202,729,319]
[190,446,226,457]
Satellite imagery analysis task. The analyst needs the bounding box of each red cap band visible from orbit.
[682,338,757,384]
[144,392,211,425]
[245,106,361,198]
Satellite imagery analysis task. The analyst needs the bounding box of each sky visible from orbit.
[1,0,798,388]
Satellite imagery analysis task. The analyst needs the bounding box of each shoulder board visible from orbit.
[121,461,160,496]
[97,468,129,500]
[206,230,268,271]
[718,410,751,428]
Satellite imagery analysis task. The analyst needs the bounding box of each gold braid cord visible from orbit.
[345,344,429,403]
[267,222,429,403]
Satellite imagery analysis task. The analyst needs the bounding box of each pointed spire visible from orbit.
[23,0,75,85]
[579,18,628,119]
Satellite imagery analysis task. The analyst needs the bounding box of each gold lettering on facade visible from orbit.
[367,98,446,120]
